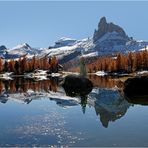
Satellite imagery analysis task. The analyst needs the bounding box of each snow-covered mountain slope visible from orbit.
[0,43,40,59]
[1,17,148,62]
[0,45,7,58]
[40,37,94,63]
[93,17,148,55]
[94,32,148,55]
[5,43,43,59]
[54,37,77,48]
[0,38,94,61]
[43,26,148,59]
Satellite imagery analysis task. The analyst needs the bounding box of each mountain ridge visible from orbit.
[0,17,148,62]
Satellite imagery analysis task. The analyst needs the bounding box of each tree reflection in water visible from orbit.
[0,78,59,95]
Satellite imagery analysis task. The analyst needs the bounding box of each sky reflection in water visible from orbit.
[0,76,148,147]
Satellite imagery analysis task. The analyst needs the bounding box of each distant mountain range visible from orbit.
[0,17,148,63]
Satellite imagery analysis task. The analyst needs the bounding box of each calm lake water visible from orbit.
[0,76,148,147]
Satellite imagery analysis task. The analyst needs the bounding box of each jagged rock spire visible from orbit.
[93,17,129,43]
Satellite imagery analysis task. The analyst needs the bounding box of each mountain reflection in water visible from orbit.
[0,76,132,128]
[90,88,130,128]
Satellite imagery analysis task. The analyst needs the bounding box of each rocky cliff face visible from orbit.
[0,45,7,58]
[93,17,130,43]
[0,45,7,51]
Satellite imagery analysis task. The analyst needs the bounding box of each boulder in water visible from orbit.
[124,76,148,100]
[62,75,93,97]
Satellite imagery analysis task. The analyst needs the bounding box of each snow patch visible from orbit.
[95,71,107,76]
[0,72,13,80]
[137,71,148,75]
[81,51,98,58]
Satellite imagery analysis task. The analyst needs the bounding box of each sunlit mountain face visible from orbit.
[1,17,148,64]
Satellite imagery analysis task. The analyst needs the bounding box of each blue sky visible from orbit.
[0,1,148,48]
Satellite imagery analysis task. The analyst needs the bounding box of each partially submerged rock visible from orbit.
[62,75,93,97]
[126,96,148,105]
[124,76,148,100]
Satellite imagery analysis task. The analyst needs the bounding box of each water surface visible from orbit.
[0,76,148,147]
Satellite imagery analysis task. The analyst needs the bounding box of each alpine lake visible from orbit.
[0,74,148,147]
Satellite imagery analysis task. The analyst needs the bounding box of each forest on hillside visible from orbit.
[68,49,148,74]
[1,49,148,75]
[87,50,148,73]
[0,55,58,74]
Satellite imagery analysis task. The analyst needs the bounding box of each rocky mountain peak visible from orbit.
[93,17,129,43]
[12,43,31,50]
[0,45,7,51]
[21,43,31,49]
[98,17,107,28]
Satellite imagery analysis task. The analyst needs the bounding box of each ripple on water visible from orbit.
[12,108,84,146]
